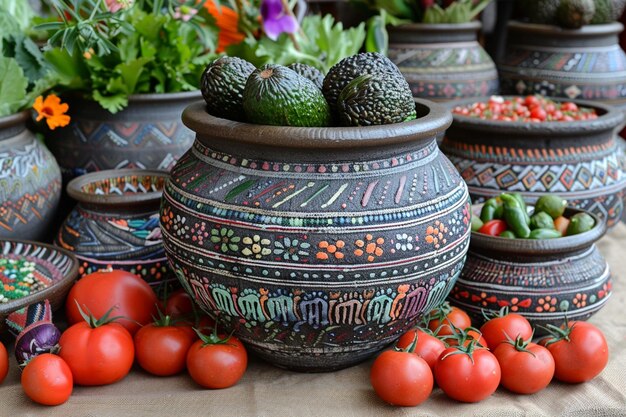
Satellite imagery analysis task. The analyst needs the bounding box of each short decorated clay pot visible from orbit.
[449,206,610,333]
[440,96,626,228]
[160,100,471,371]
[498,21,626,113]
[388,21,499,101]
[56,169,171,287]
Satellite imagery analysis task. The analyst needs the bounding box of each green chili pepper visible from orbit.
[500,193,531,238]
[498,230,516,239]
[566,212,595,236]
[471,215,484,232]
[493,203,504,220]
[528,228,562,239]
[511,192,531,225]
[530,211,555,230]
[535,195,567,219]
[480,198,503,223]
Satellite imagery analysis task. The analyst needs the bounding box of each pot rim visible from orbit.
[445,96,624,136]
[469,204,606,255]
[507,20,624,37]
[64,90,202,104]
[182,98,453,149]
[0,110,30,129]
[66,168,169,206]
[389,20,481,32]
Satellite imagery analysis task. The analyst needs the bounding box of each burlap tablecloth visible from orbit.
[1,225,626,417]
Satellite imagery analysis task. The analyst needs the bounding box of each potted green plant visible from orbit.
[0,1,63,241]
[357,0,498,101]
[38,0,219,179]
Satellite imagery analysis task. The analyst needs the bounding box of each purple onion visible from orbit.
[14,322,61,366]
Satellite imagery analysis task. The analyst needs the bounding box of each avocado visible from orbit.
[201,56,255,121]
[556,0,595,28]
[591,0,612,23]
[524,0,560,24]
[287,63,324,90]
[610,0,626,20]
[243,64,332,127]
[336,73,416,126]
[322,52,403,115]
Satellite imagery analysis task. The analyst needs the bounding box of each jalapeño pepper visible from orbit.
[498,230,516,239]
[511,192,531,225]
[528,228,562,239]
[480,198,503,223]
[500,193,531,238]
[530,211,555,230]
[566,212,595,236]
[471,215,484,232]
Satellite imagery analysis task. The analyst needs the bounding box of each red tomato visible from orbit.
[135,323,197,376]
[480,310,533,351]
[0,341,7,384]
[21,354,73,406]
[435,347,501,403]
[560,102,578,112]
[165,289,195,318]
[66,270,158,335]
[477,219,508,236]
[494,340,554,394]
[427,303,471,336]
[370,349,433,406]
[59,321,135,386]
[396,329,445,371]
[186,333,248,389]
[530,106,547,121]
[544,321,608,383]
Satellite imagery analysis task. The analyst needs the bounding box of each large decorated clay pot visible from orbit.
[387,21,499,101]
[0,111,62,241]
[161,100,471,371]
[498,21,626,112]
[440,96,626,228]
[46,91,199,179]
[56,169,171,287]
[450,205,610,333]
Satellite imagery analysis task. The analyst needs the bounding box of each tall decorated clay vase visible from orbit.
[46,91,200,179]
[440,97,626,228]
[387,21,499,101]
[498,21,626,112]
[160,100,472,371]
[0,111,61,241]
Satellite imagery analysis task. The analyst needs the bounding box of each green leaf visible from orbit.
[13,37,48,83]
[0,0,34,32]
[115,57,152,94]
[92,90,128,114]
[44,48,89,89]
[0,57,28,117]
[365,13,388,55]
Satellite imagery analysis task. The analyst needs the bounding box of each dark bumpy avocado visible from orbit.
[322,52,403,114]
[243,64,332,127]
[201,56,255,121]
[591,0,612,23]
[287,63,324,90]
[556,0,595,28]
[336,73,417,126]
[610,0,626,20]
[524,0,560,24]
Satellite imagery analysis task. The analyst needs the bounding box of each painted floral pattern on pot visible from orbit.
[388,22,498,101]
[160,100,471,371]
[441,97,626,228]
[449,208,611,333]
[0,112,62,241]
[56,170,171,286]
[498,22,626,111]
[46,92,199,180]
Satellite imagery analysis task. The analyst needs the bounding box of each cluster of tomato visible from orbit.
[370,302,609,406]
[452,95,598,123]
[0,270,247,406]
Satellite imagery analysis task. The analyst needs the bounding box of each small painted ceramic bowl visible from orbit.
[449,206,610,333]
[0,240,79,332]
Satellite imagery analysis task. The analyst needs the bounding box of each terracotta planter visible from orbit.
[161,100,471,371]
[499,21,626,112]
[46,91,199,179]
[0,111,62,241]
[56,169,171,287]
[388,21,499,101]
[450,206,610,333]
[440,96,626,228]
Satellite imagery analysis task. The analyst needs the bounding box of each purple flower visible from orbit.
[260,0,298,41]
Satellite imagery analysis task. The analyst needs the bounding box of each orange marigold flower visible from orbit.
[33,95,70,130]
